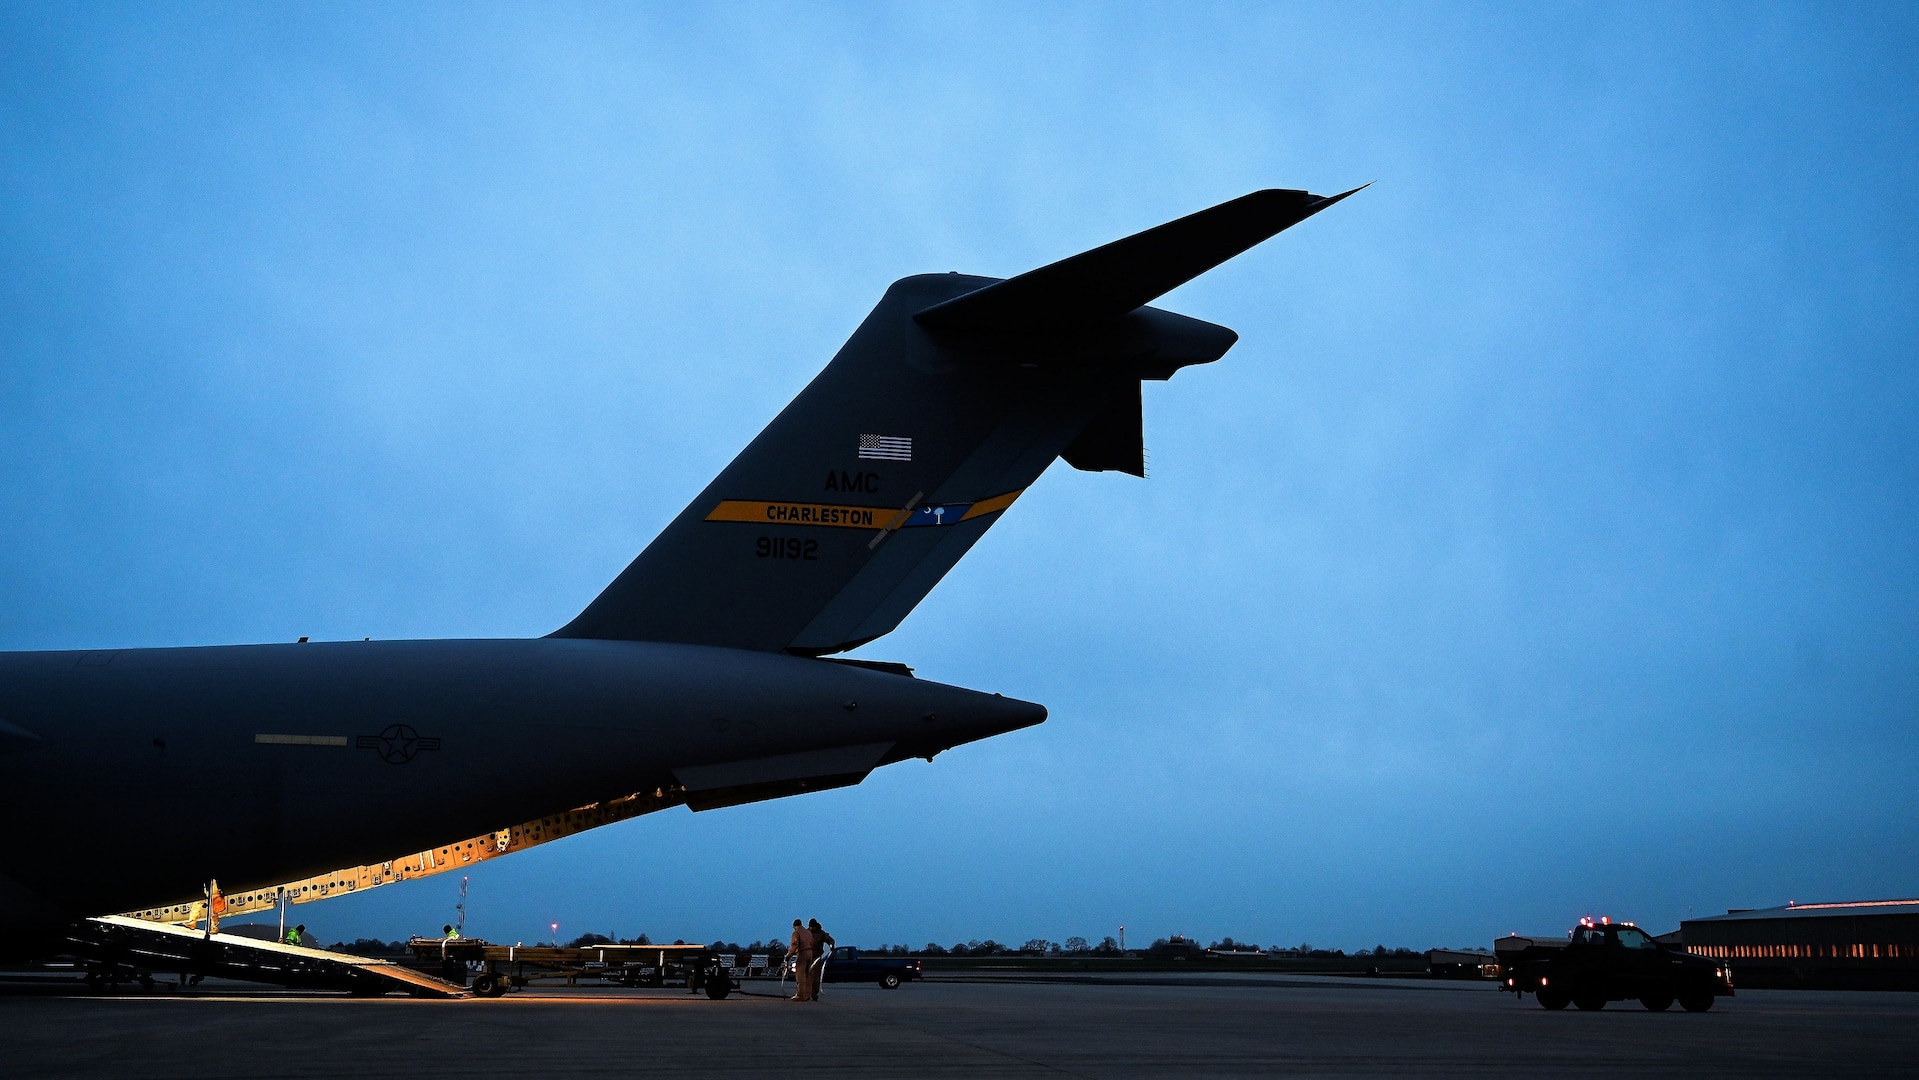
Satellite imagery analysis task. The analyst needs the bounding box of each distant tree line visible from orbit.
[328,938,410,955]
[686,936,1433,958]
[338,929,1434,959]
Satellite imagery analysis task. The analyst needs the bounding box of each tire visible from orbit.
[1679,993,1714,1013]
[472,973,501,997]
[705,973,733,1000]
[1573,993,1607,1011]
[1639,994,1673,1012]
[879,972,902,990]
[1536,988,1570,1010]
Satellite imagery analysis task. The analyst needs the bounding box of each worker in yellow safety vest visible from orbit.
[285,923,305,946]
[443,923,461,940]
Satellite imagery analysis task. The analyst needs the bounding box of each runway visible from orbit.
[4,972,1916,1078]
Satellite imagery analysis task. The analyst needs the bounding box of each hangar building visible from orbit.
[1681,898,1919,990]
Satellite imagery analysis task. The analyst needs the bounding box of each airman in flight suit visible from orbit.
[786,918,815,1001]
[808,919,835,999]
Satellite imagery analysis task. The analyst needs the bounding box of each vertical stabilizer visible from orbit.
[554,187,1358,653]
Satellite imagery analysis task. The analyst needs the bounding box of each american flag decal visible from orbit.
[858,434,912,461]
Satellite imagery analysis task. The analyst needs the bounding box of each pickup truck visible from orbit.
[818,947,922,989]
[1496,920,1734,1011]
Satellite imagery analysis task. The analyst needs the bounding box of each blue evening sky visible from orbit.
[3,2,1915,951]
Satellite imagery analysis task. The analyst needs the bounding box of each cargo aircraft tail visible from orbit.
[554,186,1362,655]
[0,185,1361,963]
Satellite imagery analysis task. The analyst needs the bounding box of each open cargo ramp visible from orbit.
[66,915,467,998]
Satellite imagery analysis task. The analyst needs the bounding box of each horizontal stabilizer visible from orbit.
[914,185,1366,335]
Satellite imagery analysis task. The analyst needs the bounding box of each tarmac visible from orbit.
[3,971,1917,1078]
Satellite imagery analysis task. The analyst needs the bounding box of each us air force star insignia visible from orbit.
[356,723,442,764]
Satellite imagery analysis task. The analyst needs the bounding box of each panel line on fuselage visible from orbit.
[252,733,348,747]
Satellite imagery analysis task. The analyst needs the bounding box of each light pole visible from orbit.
[1119,926,1125,952]
[550,921,559,946]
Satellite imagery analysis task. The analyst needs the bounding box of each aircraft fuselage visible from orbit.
[0,640,1041,932]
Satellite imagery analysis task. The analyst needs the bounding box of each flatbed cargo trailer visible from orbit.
[408,937,735,998]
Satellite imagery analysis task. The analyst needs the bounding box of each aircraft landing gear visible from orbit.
[82,964,155,994]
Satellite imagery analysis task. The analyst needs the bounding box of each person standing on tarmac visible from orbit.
[433,924,467,986]
[786,919,815,1001]
[808,919,835,1000]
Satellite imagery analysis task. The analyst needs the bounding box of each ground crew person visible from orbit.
[808,919,835,1000]
[435,924,466,985]
[786,918,815,1001]
[285,923,305,946]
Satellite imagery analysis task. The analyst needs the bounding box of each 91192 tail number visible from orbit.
[756,536,818,561]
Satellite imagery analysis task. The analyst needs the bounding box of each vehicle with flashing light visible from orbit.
[1494,918,1734,1012]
